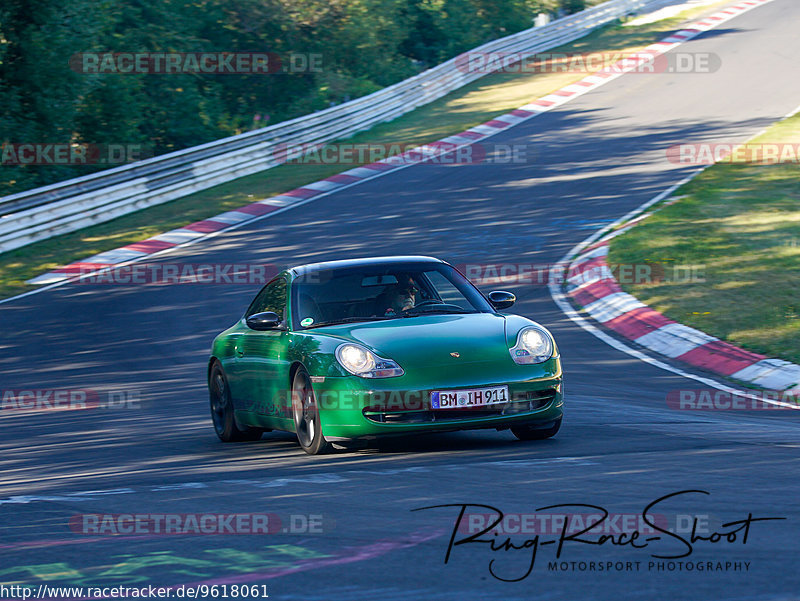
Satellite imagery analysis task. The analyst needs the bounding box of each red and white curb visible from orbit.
[565,232,800,395]
[26,0,775,287]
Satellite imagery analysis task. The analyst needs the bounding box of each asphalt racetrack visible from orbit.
[1,1,800,599]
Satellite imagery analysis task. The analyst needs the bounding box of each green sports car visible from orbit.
[208,256,563,454]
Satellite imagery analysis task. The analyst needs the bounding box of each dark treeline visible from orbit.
[0,0,585,195]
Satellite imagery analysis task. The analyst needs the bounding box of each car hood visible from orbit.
[318,312,513,367]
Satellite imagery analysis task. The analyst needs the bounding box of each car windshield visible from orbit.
[291,261,492,329]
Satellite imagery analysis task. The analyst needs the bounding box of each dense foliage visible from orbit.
[0,0,584,194]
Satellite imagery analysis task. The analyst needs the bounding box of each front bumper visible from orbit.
[312,358,563,440]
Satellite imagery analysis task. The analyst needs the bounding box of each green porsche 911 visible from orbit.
[208,256,563,454]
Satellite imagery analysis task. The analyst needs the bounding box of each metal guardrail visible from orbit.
[0,0,677,254]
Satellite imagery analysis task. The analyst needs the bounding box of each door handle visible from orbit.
[235,345,244,358]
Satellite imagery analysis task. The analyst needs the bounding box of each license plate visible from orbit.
[431,385,509,409]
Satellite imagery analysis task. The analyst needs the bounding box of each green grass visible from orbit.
[609,112,800,364]
[0,0,733,300]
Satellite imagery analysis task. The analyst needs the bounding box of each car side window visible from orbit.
[246,277,287,319]
[424,270,470,309]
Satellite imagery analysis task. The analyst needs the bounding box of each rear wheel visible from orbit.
[209,362,263,442]
[292,367,331,455]
[511,417,561,441]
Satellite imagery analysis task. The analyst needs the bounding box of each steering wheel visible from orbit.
[406,300,464,312]
[411,299,441,308]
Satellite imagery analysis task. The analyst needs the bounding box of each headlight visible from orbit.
[510,326,553,364]
[335,343,404,378]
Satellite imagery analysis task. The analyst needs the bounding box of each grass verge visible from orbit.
[609,111,800,364]
[0,0,733,300]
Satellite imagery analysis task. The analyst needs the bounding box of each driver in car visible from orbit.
[376,274,418,316]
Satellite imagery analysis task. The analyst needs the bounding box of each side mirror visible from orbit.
[488,290,516,310]
[246,311,282,330]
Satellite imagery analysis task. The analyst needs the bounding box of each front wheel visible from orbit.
[209,362,263,442]
[292,367,331,455]
[511,417,561,441]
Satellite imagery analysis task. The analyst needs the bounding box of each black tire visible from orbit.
[209,362,263,442]
[292,367,331,455]
[511,416,562,441]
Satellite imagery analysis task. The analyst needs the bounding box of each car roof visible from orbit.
[288,255,445,275]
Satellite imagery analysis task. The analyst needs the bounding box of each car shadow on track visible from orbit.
[253,427,557,457]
